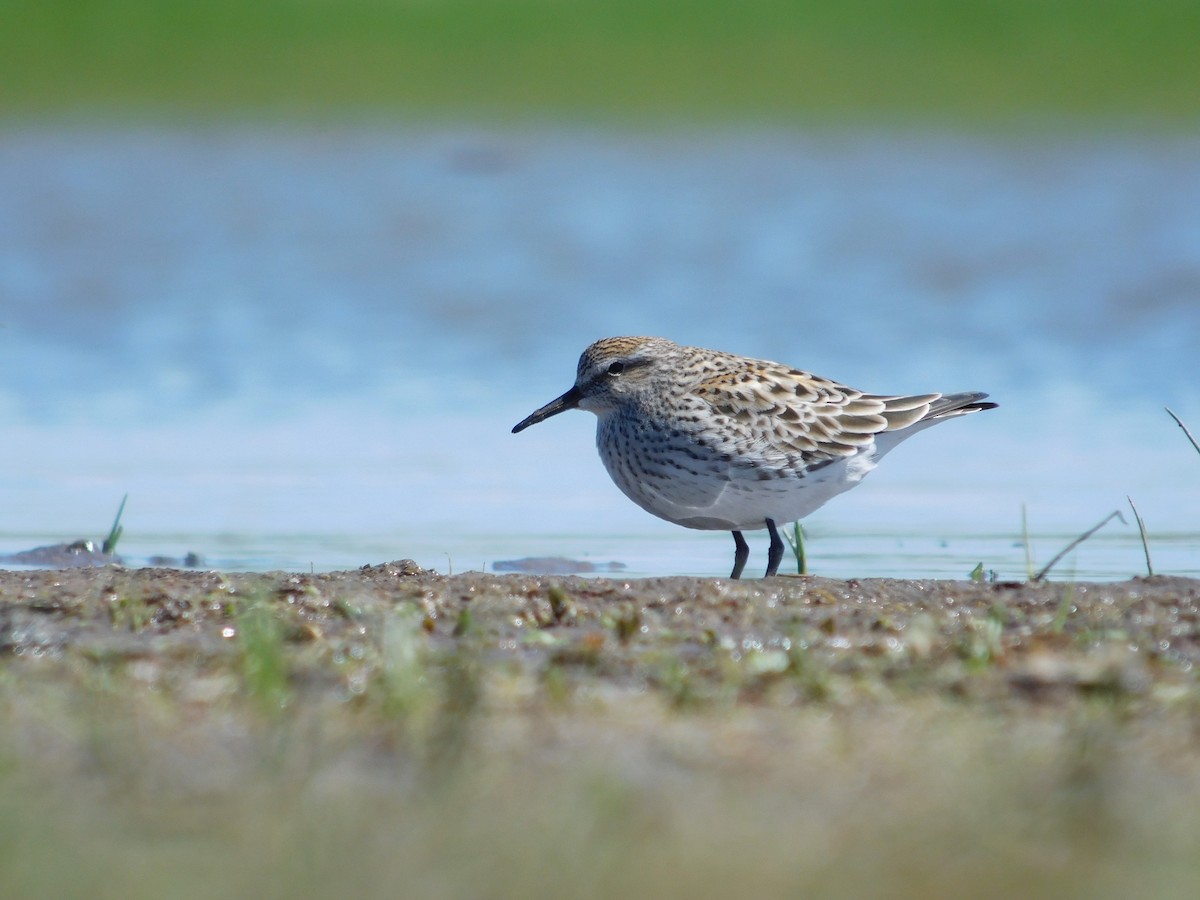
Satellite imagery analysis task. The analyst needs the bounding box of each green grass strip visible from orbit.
[5,0,1200,121]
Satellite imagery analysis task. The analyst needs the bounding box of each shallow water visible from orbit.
[1,125,1197,578]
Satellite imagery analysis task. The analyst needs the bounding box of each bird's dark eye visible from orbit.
[607,361,625,376]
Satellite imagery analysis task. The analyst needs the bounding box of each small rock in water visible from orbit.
[492,557,627,575]
[0,540,121,568]
[147,552,205,569]
[358,559,429,577]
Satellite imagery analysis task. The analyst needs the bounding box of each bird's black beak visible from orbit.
[512,385,582,433]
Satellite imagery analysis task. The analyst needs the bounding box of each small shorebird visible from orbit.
[513,337,996,579]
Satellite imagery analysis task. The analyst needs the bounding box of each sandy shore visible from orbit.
[5,561,1198,705]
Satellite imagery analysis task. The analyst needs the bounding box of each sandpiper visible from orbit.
[513,337,996,578]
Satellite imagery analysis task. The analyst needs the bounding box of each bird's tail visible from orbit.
[870,391,996,457]
[922,391,998,421]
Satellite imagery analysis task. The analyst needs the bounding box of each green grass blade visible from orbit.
[781,521,807,575]
[102,494,128,555]
[236,602,289,714]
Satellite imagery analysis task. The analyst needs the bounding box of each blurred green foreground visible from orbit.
[5,0,1200,120]
[4,567,1200,898]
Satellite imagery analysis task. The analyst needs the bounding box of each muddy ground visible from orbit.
[4,561,1198,707]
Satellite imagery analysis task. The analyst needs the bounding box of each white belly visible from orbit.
[596,418,883,532]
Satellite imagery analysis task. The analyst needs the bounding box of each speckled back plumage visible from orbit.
[562,336,993,532]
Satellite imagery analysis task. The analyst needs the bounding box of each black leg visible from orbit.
[730,530,749,580]
[765,518,784,577]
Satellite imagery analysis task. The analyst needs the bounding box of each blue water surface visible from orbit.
[1,125,1197,578]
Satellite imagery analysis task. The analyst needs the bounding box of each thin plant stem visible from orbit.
[1032,510,1124,582]
[1021,504,1034,580]
[1127,496,1153,577]
[1166,407,1200,457]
